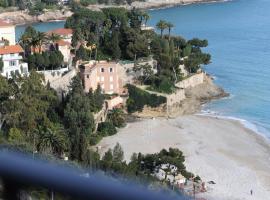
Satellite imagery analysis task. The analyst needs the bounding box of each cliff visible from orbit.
[133,73,228,118]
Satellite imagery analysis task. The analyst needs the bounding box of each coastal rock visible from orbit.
[134,74,228,118]
[0,9,72,25]
[0,0,225,25]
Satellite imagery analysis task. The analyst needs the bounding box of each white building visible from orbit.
[0,20,16,45]
[0,44,28,78]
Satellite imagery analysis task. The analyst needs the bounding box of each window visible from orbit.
[110,76,113,82]
[110,67,113,73]
[10,53,15,57]
[101,68,104,73]
[86,75,90,79]
[101,84,105,89]
[110,84,114,90]
[97,76,100,82]
[9,61,16,66]
[101,76,104,82]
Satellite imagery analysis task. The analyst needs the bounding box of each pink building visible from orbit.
[80,61,124,95]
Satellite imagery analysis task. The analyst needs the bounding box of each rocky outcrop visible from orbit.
[0,9,72,25]
[133,73,228,118]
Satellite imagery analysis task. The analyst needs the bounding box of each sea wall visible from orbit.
[166,89,186,107]
[176,72,205,89]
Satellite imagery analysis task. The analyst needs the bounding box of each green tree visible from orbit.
[166,22,174,40]
[64,75,95,160]
[107,108,125,128]
[110,31,121,60]
[8,128,25,144]
[0,57,3,72]
[156,20,168,38]
[112,142,124,163]
[37,125,68,157]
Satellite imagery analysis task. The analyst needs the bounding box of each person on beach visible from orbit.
[250,189,253,195]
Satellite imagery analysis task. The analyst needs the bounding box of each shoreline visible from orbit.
[197,111,270,143]
[97,114,270,200]
[0,0,229,26]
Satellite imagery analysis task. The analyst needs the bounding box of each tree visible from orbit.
[8,128,25,144]
[64,75,95,160]
[113,143,124,163]
[156,20,168,38]
[36,31,47,53]
[0,57,3,72]
[102,148,113,171]
[142,12,150,26]
[47,33,62,50]
[133,63,154,84]
[166,22,174,40]
[2,71,58,135]
[107,108,125,128]
[37,125,67,157]
[110,31,121,60]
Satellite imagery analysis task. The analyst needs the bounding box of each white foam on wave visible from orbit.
[197,110,270,142]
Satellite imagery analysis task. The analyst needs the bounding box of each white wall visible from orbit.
[0,26,16,45]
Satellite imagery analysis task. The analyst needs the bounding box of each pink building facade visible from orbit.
[80,61,124,95]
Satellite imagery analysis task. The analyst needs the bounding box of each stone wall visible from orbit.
[176,72,205,89]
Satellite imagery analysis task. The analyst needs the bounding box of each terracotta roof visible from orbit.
[57,40,71,46]
[82,61,118,73]
[47,28,73,36]
[0,45,24,55]
[0,20,13,27]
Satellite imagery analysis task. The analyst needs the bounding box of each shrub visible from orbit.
[126,84,166,113]
[89,134,102,146]
[97,122,117,136]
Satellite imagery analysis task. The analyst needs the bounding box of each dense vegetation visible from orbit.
[65,7,210,94]
[19,26,65,71]
[126,84,166,113]
[0,72,107,161]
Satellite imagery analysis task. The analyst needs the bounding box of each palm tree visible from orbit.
[36,32,47,53]
[143,12,150,26]
[37,126,67,157]
[166,22,174,40]
[156,20,168,38]
[47,33,62,50]
[19,34,31,50]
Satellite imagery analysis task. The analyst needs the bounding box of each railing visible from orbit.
[0,151,191,200]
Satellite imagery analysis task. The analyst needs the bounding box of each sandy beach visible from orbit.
[97,115,270,200]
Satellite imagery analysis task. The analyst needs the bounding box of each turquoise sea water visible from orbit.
[15,0,270,137]
[15,21,65,42]
[148,0,270,137]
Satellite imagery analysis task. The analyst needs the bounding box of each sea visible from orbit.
[15,0,270,138]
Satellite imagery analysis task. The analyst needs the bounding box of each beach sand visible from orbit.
[97,115,270,200]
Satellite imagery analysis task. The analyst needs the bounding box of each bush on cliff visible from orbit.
[126,84,166,113]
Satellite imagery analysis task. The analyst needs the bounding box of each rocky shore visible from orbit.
[0,9,72,25]
[0,0,226,25]
[133,74,228,118]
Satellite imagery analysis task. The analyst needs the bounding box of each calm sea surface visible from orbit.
[15,0,270,136]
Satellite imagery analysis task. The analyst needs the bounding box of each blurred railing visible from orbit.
[0,151,191,200]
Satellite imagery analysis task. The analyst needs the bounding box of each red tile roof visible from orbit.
[0,20,13,27]
[47,28,73,36]
[0,45,24,55]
